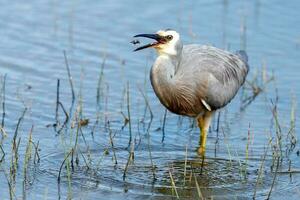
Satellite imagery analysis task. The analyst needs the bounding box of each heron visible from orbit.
[133,29,249,156]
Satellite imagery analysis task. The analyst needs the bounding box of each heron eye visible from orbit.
[166,35,173,40]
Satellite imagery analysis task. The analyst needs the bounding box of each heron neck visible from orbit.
[150,54,181,110]
[155,54,181,79]
[157,47,183,72]
[169,54,182,72]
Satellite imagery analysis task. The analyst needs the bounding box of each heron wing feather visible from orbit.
[177,45,249,110]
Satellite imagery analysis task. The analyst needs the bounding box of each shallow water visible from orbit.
[0,0,299,199]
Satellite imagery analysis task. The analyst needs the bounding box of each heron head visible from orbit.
[134,29,182,56]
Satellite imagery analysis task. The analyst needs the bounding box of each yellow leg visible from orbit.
[197,111,213,156]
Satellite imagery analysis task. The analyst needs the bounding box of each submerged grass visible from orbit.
[169,166,179,199]
[63,50,75,102]
[253,138,272,199]
[1,74,6,129]
[138,85,156,180]
[193,172,203,200]
[123,136,135,181]
[126,82,132,148]
[0,101,40,200]
[0,144,5,162]
[22,126,33,199]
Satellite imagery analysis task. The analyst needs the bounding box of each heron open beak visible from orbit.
[133,34,165,51]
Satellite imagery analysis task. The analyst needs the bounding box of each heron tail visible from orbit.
[236,50,248,63]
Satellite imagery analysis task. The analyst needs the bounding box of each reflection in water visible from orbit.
[155,157,271,199]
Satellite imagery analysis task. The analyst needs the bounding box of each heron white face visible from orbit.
[154,30,181,56]
[133,29,182,56]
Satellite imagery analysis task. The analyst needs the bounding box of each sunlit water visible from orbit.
[0,0,299,199]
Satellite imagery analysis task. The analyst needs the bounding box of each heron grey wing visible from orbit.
[179,45,249,109]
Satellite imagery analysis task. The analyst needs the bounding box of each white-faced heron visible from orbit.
[133,29,249,156]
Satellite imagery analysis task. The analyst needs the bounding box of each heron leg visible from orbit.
[197,111,213,156]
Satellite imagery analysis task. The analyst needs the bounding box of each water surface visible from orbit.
[0,0,299,199]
